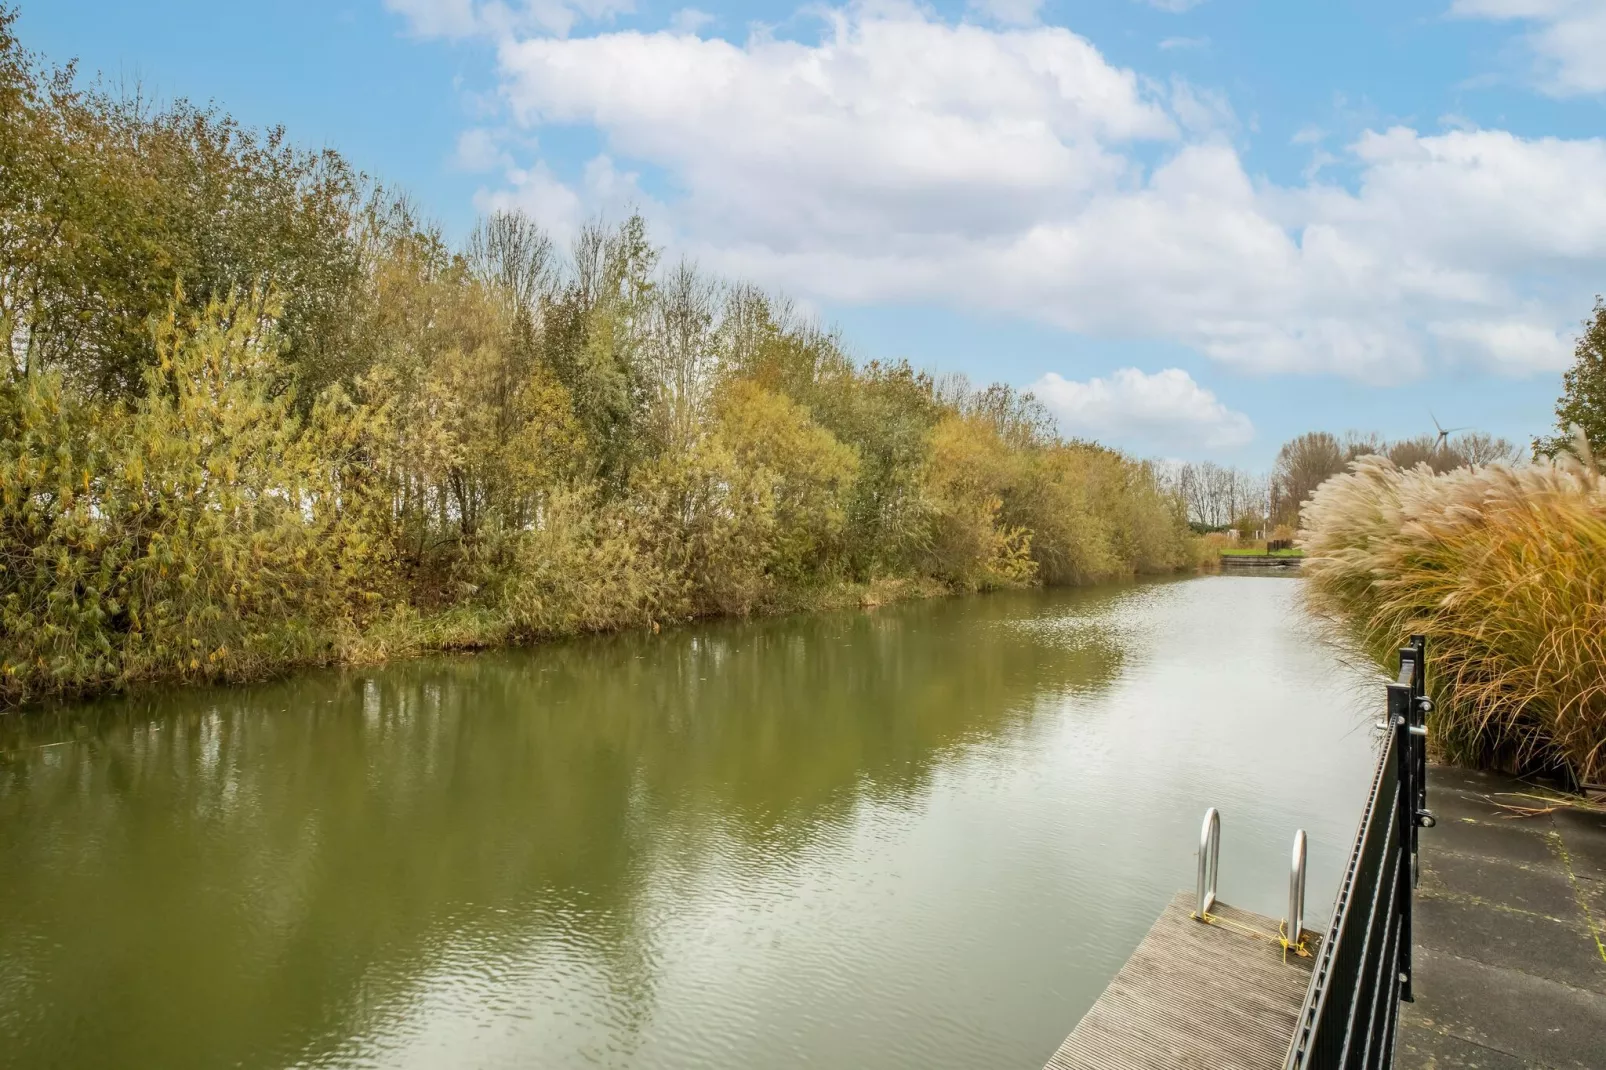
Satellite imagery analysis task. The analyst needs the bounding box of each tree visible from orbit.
[537,216,656,488]
[1264,425,1521,530]
[0,8,1209,705]
[1538,298,1606,459]
[1384,431,1519,473]
[466,209,557,318]
[1384,435,1441,472]
[1167,460,1264,531]
[712,379,859,584]
[643,258,720,455]
[0,13,367,398]
[935,375,1057,449]
[1271,432,1346,527]
[922,414,1035,590]
[1231,511,1265,540]
[1454,431,1522,467]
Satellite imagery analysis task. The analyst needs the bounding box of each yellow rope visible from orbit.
[1191,910,1313,961]
[1278,920,1313,963]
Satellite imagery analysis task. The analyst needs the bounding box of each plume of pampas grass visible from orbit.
[1301,433,1606,784]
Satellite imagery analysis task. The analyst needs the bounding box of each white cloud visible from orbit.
[1430,317,1573,374]
[1158,35,1208,50]
[495,10,1174,255]
[968,0,1045,26]
[1143,0,1207,11]
[1033,368,1254,450]
[1451,0,1606,97]
[453,127,507,171]
[1168,79,1236,135]
[1298,128,1606,274]
[385,0,479,38]
[524,0,634,36]
[476,154,656,246]
[476,160,586,240]
[419,2,1606,382]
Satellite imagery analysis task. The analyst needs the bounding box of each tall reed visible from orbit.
[1301,443,1606,785]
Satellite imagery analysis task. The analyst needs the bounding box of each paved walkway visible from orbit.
[1398,765,1606,1070]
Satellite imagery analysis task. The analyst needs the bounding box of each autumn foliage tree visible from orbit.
[1537,298,1606,459]
[0,14,1195,707]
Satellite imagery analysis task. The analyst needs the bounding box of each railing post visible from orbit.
[1410,635,1432,869]
[1402,635,1431,1010]
[1388,672,1415,1005]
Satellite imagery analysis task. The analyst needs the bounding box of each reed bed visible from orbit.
[1300,441,1606,785]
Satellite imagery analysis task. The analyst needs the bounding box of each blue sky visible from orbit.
[19,0,1606,467]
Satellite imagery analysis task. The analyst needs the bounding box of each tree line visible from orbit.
[0,12,1194,707]
[1221,297,1606,536]
[1168,428,1524,536]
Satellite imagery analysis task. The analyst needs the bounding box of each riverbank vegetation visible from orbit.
[0,13,1192,709]
[1301,437,1606,786]
[1299,300,1606,787]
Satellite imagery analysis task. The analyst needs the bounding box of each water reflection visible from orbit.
[0,578,1378,1070]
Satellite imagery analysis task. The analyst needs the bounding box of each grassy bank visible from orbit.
[338,575,956,667]
[1300,448,1606,786]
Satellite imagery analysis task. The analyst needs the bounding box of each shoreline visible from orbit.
[3,570,1206,720]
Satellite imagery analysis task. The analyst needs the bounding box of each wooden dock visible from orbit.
[1044,891,1320,1070]
[1218,555,1303,572]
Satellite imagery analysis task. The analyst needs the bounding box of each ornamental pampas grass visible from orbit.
[1301,435,1606,785]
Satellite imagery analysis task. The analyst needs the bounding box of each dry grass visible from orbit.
[1190,532,1233,572]
[1300,438,1606,784]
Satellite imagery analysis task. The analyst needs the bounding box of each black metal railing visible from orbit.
[1283,635,1433,1070]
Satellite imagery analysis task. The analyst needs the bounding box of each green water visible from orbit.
[0,576,1380,1070]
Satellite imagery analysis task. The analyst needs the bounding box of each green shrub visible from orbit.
[1,293,389,705]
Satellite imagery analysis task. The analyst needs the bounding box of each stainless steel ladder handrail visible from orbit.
[1193,809,1307,945]
[1197,807,1221,917]
[1287,828,1307,944]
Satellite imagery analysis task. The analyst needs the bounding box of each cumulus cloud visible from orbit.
[494,11,1173,259]
[1452,0,1606,97]
[400,2,1606,382]
[1033,368,1254,450]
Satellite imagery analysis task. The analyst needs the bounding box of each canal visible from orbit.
[0,576,1381,1070]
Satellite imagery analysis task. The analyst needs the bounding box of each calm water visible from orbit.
[0,576,1381,1070]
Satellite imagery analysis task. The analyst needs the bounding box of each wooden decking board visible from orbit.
[1044,890,1320,1070]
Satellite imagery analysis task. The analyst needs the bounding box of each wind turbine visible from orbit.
[1430,411,1468,451]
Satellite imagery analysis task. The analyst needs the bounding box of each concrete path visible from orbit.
[1398,765,1606,1070]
